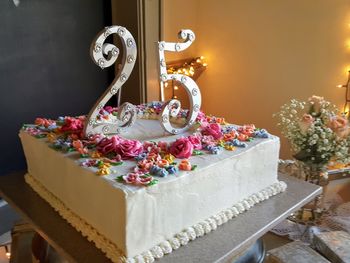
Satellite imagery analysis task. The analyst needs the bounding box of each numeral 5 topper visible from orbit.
[84,26,137,137]
[158,29,202,134]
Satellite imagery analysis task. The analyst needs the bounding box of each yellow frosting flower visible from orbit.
[164,154,175,163]
[91,151,102,158]
[97,167,110,176]
[47,133,57,143]
[224,145,236,151]
[98,162,111,169]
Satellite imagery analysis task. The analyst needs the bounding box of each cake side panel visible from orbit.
[19,131,128,255]
[125,137,280,257]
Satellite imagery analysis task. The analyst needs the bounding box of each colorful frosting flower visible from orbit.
[166,165,178,174]
[178,159,192,171]
[254,129,269,138]
[157,141,168,153]
[72,140,88,155]
[201,123,223,140]
[147,152,162,162]
[115,139,143,159]
[35,118,56,128]
[238,125,255,137]
[188,135,202,150]
[195,111,208,124]
[169,137,194,159]
[163,154,175,163]
[97,136,121,155]
[60,117,84,133]
[201,135,216,147]
[150,165,169,177]
[157,159,169,168]
[122,173,154,186]
[237,133,249,141]
[136,159,153,173]
[206,145,221,154]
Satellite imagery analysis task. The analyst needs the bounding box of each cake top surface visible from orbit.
[21,102,278,194]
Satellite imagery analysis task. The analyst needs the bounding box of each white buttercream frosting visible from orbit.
[20,117,284,262]
[25,172,286,262]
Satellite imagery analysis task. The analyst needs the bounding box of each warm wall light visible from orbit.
[337,70,350,116]
[166,55,208,100]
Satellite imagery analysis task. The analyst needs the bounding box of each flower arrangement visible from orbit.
[275,96,350,171]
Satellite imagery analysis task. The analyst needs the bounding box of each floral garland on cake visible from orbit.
[22,102,270,187]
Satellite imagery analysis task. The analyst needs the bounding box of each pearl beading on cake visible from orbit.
[124,181,287,263]
[24,173,286,263]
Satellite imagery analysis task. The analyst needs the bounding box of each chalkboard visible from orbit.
[0,0,113,175]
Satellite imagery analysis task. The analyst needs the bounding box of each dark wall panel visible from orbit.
[0,0,112,175]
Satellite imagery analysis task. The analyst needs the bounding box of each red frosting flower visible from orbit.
[96,136,121,155]
[169,137,194,159]
[60,117,84,133]
[238,124,256,137]
[35,118,56,128]
[115,139,143,160]
[202,123,223,139]
[188,135,202,150]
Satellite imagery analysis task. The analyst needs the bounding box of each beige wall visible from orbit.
[162,0,350,158]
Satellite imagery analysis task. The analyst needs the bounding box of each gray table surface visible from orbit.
[0,173,322,263]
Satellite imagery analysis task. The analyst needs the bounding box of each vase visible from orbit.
[289,160,328,225]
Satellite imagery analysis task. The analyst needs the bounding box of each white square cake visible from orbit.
[19,103,286,262]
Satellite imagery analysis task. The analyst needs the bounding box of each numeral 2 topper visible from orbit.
[84,26,137,137]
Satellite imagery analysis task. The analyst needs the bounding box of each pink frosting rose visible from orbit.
[157,141,168,152]
[299,114,314,134]
[328,116,350,138]
[169,137,194,159]
[96,136,121,154]
[188,135,202,150]
[115,139,144,159]
[60,117,84,133]
[202,123,223,139]
[123,173,153,185]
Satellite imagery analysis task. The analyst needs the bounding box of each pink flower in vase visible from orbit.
[328,116,350,138]
[299,114,314,134]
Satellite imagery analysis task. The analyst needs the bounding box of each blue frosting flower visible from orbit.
[150,165,169,177]
[254,129,269,138]
[166,165,178,174]
[229,139,248,148]
[222,125,237,134]
[135,153,147,161]
[150,101,162,108]
[206,145,221,154]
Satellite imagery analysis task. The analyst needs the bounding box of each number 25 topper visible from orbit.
[84,26,137,137]
[158,29,202,135]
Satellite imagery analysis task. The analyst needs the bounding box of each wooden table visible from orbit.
[0,172,322,263]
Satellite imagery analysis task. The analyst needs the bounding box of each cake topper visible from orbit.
[158,29,202,134]
[84,26,137,137]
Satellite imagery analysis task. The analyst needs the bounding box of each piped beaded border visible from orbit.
[25,173,287,263]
